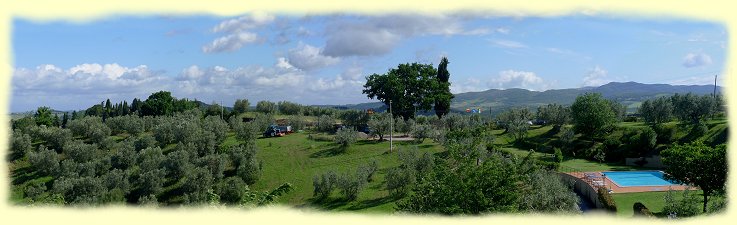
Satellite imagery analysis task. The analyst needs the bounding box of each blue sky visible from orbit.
[11,13,727,112]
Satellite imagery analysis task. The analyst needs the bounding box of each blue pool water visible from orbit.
[602,171,679,187]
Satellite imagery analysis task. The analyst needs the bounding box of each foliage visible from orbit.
[230,144,262,185]
[363,62,440,120]
[336,171,366,201]
[497,108,533,142]
[661,142,726,213]
[570,93,616,138]
[397,156,522,214]
[12,116,37,133]
[105,115,144,135]
[357,160,379,182]
[63,140,98,163]
[28,126,73,151]
[67,116,111,143]
[234,122,258,145]
[10,130,33,161]
[141,91,175,116]
[412,124,432,143]
[278,101,303,115]
[434,57,453,119]
[367,113,392,141]
[385,167,415,198]
[536,104,570,128]
[313,170,338,200]
[52,176,106,204]
[233,99,250,114]
[597,187,617,212]
[663,188,701,218]
[334,127,358,148]
[181,167,215,204]
[554,148,564,163]
[339,110,369,128]
[639,96,673,125]
[217,176,248,204]
[256,100,277,114]
[28,146,60,176]
[632,202,654,217]
[34,106,55,127]
[670,93,716,124]
[518,169,580,213]
[315,114,336,132]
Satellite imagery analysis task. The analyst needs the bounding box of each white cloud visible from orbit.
[495,27,510,34]
[202,32,261,53]
[450,78,485,93]
[682,52,713,68]
[581,66,610,87]
[488,70,547,91]
[322,14,489,57]
[490,39,527,49]
[211,12,275,33]
[286,43,340,71]
[203,13,274,53]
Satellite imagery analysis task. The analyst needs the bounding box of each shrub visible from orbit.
[663,188,701,218]
[67,116,110,143]
[386,167,415,198]
[164,149,193,179]
[10,130,33,161]
[334,127,358,148]
[654,123,676,144]
[181,167,215,204]
[316,115,335,132]
[105,115,144,135]
[412,124,432,143]
[597,187,617,212]
[633,202,654,217]
[336,172,366,201]
[313,170,338,200]
[554,148,564,163]
[201,115,229,144]
[357,161,379,182]
[52,176,106,204]
[289,115,307,131]
[63,140,98,163]
[234,122,258,144]
[29,126,73,152]
[217,176,249,204]
[28,146,60,176]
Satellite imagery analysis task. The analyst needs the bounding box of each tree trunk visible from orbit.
[703,190,709,213]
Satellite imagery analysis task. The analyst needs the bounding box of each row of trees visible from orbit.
[10,108,293,206]
[639,93,724,125]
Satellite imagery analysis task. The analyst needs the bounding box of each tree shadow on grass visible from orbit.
[347,195,396,210]
[11,166,43,185]
[310,197,351,210]
[309,145,346,158]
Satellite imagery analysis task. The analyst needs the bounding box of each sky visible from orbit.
[10,12,727,112]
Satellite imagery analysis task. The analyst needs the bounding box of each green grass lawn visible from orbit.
[559,158,639,172]
[611,190,716,217]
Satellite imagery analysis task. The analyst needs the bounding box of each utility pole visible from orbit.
[389,99,393,153]
[220,101,224,120]
[713,74,718,98]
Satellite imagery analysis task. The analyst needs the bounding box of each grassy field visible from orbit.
[243,132,444,212]
[611,190,717,217]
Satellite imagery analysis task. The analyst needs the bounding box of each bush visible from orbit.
[597,187,617,212]
[357,161,379,182]
[663,188,701,218]
[313,170,338,200]
[63,140,98,163]
[234,122,258,144]
[28,146,60,176]
[217,176,249,204]
[201,115,229,144]
[633,202,654,217]
[29,126,73,152]
[412,124,432,143]
[336,172,366,201]
[554,148,564,163]
[316,115,335,132]
[10,130,33,161]
[654,123,676,144]
[52,176,106,204]
[334,127,358,148]
[105,115,144,135]
[289,115,307,131]
[181,167,214,204]
[386,167,415,198]
[67,116,110,143]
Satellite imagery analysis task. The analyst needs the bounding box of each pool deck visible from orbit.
[564,171,692,193]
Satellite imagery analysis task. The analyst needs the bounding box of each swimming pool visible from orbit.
[602,171,679,187]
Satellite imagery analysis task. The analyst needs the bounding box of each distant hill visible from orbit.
[328,82,722,116]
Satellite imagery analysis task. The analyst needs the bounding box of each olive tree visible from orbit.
[570,93,616,138]
[28,146,60,176]
[367,113,392,141]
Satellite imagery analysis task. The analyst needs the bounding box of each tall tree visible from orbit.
[639,96,672,125]
[434,57,453,119]
[233,99,250,114]
[570,93,616,138]
[497,108,533,142]
[141,91,175,116]
[122,100,130,115]
[61,112,69,128]
[34,106,54,127]
[363,62,439,120]
[661,142,726,213]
